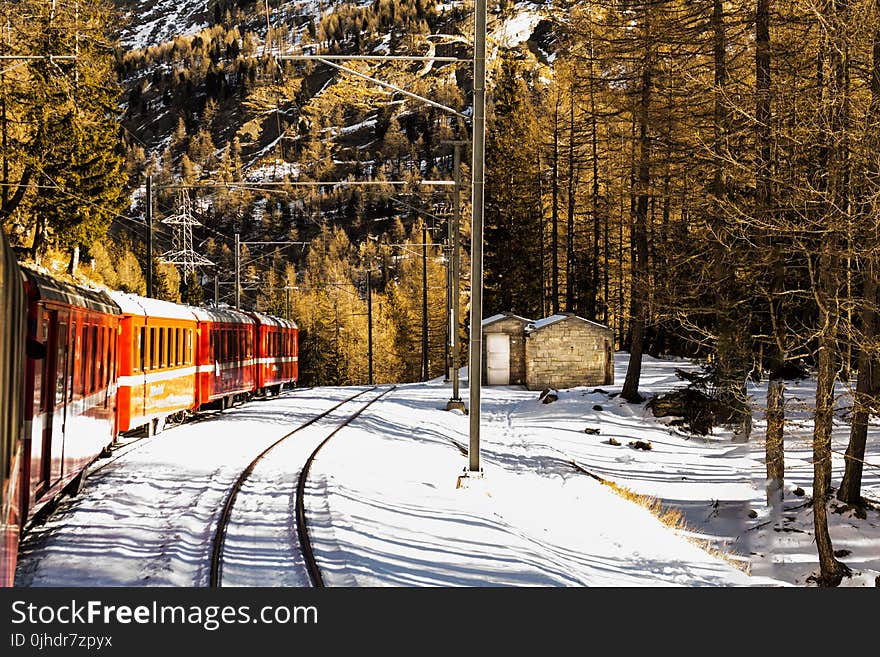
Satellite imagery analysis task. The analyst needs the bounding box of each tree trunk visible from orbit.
[812,245,850,586]
[756,0,785,505]
[590,41,601,322]
[838,0,880,505]
[622,22,652,404]
[551,97,560,314]
[838,257,877,503]
[566,87,576,313]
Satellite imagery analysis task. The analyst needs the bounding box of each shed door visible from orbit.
[486,333,510,385]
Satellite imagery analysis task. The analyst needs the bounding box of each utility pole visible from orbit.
[367,269,373,385]
[444,205,452,383]
[422,223,429,381]
[285,285,291,321]
[214,275,219,307]
[446,142,466,411]
[146,175,153,298]
[234,232,241,310]
[467,0,487,474]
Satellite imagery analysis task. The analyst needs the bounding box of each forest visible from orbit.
[0,0,877,585]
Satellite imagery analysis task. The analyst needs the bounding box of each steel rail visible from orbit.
[209,386,377,587]
[295,386,397,587]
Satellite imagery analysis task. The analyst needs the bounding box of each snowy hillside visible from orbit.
[117,0,211,49]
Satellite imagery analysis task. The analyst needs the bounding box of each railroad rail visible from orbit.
[210,386,395,587]
[295,385,397,587]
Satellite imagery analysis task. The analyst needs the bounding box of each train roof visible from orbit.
[23,268,121,316]
[191,305,256,325]
[107,290,200,322]
[245,311,298,330]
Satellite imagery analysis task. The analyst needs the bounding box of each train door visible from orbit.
[40,314,69,493]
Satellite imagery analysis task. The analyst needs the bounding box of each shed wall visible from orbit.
[525,319,613,390]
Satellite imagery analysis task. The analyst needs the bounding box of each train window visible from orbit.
[186,329,192,365]
[166,327,172,367]
[160,327,166,369]
[68,323,77,402]
[96,327,104,389]
[80,325,88,396]
[37,315,49,412]
[175,328,181,366]
[109,329,115,384]
[138,326,145,372]
[55,323,68,407]
[90,325,98,393]
[149,327,156,370]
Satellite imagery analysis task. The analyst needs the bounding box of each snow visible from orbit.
[14,355,879,587]
[491,5,543,49]
[120,0,209,50]
[481,312,531,326]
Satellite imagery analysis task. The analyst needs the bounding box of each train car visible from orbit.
[194,307,256,410]
[247,312,298,396]
[0,229,27,587]
[108,291,199,434]
[19,270,121,526]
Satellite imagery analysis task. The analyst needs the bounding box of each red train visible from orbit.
[0,234,298,586]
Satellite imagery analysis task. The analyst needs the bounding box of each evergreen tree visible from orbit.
[484,53,543,318]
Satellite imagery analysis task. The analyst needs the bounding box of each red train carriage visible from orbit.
[193,308,256,410]
[20,270,120,528]
[247,312,298,396]
[0,229,27,587]
[109,292,199,434]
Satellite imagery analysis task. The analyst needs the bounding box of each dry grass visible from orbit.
[603,480,752,574]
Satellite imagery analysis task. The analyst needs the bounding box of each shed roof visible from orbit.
[526,313,613,333]
[482,312,533,327]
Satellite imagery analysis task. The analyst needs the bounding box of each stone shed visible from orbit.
[524,313,614,390]
[481,312,533,385]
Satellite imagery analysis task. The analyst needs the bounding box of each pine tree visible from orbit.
[484,53,543,318]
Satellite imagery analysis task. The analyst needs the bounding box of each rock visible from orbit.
[584,427,600,435]
[833,549,851,558]
[593,405,603,411]
[875,575,880,587]
[793,487,805,497]
[628,440,652,451]
[538,388,559,404]
[591,388,608,395]
[748,510,758,519]
[606,437,621,446]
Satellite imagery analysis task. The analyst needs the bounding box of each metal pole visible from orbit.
[450,143,463,407]
[214,275,219,307]
[445,175,453,383]
[146,175,153,298]
[422,224,429,382]
[234,232,241,310]
[285,286,291,321]
[367,269,373,385]
[468,0,487,473]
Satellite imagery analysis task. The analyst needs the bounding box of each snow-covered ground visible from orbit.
[14,355,879,587]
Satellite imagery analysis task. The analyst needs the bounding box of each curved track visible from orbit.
[210,386,395,587]
[295,386,397,587]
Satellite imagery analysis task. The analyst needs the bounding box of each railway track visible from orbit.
[87,386,315,480]
[209,385,396,587]
[26,386,317,535]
